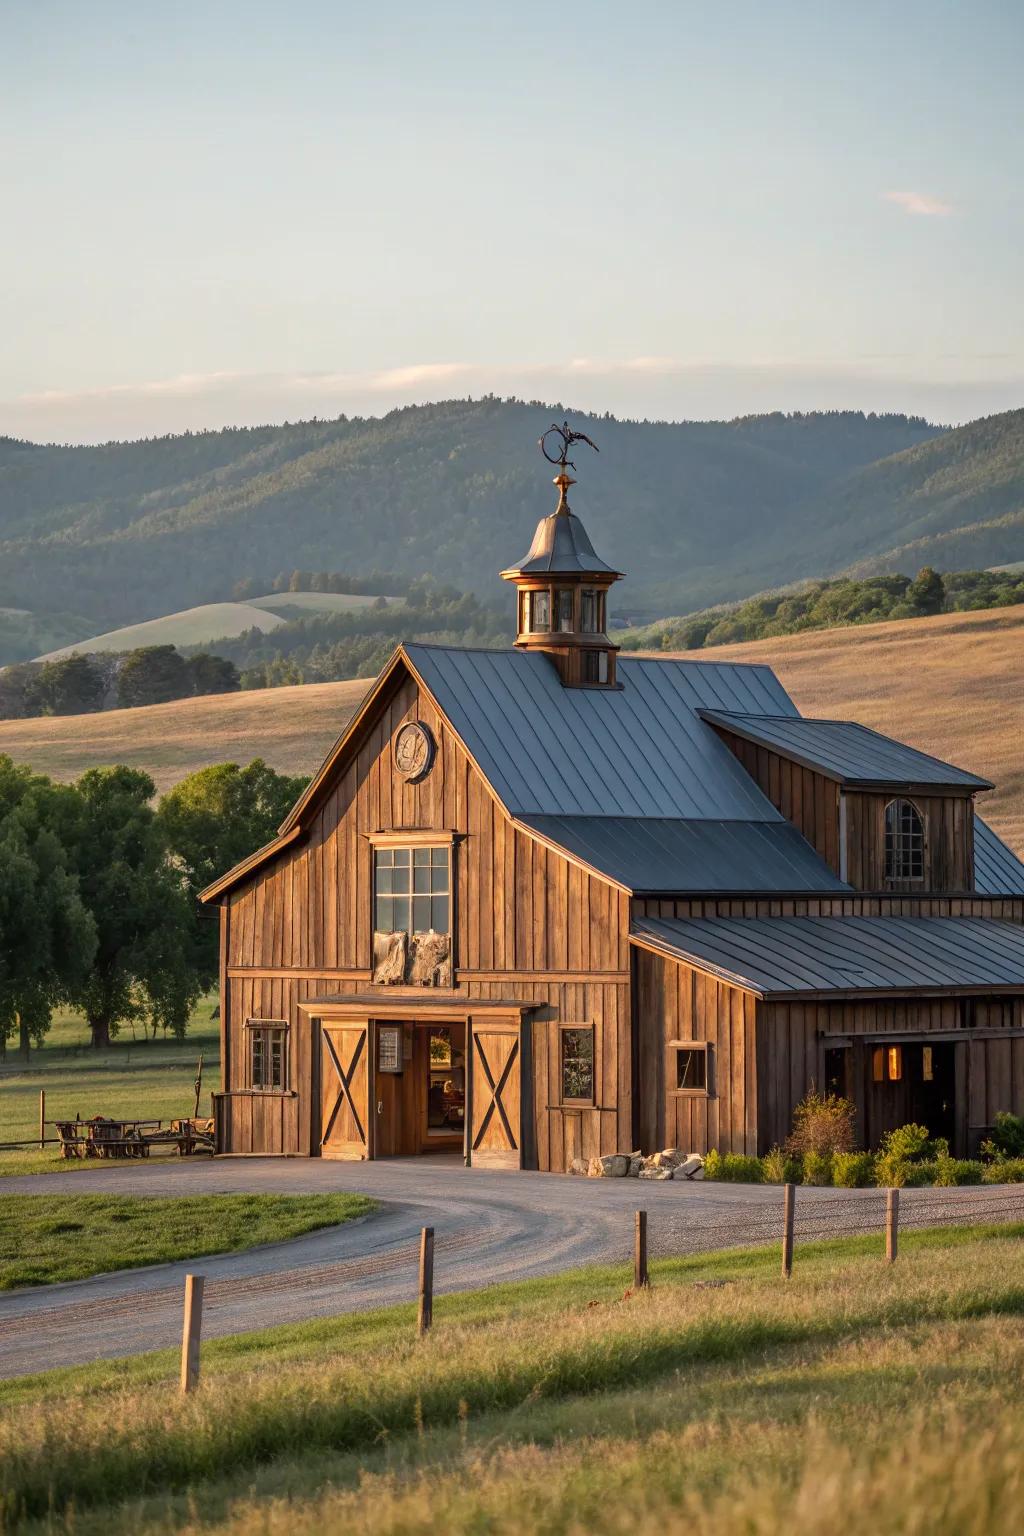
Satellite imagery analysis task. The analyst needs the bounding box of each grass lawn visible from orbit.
[4,1223,1024,1533]
[0,995,220,1177]
[0,1192,374,1289]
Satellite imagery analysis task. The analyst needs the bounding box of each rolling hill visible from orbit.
[33,591,402,662]
[0,603,1020,852]
[0,402,944,636]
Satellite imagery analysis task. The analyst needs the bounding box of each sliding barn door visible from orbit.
[469,1022,522,1170]
[321,1022,371,1160]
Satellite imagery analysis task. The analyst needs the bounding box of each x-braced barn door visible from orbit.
[321,1023,371,1160]
[469,1023,521,1170]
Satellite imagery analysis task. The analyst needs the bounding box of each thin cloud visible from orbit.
[883,190,954,217]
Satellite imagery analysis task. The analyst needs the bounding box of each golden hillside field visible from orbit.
[0,604,1020,849]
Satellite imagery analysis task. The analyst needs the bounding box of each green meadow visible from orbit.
[3,1224,1024,1533]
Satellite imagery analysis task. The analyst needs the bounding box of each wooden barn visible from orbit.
[202,436,1024,1169]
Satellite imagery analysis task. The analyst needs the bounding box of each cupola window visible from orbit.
[581,589,602,634]
[527,590,550,633]
[583,651,609,685]
[555,588,574,632]
[884,799,924,883]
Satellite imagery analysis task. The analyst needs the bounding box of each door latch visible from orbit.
[377,1101,383,1115]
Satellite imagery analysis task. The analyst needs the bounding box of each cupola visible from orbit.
[501,422,623,687]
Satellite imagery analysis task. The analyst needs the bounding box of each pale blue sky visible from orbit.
[2,0,1021,441]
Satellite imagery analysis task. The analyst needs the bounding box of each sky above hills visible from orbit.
[3,0,1022,443]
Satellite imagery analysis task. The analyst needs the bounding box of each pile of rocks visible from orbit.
[569,1148,704,1180]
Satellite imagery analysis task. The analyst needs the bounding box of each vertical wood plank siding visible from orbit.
[223,673,632,1168]
[634,946,758,1156]
[711,726,975,893]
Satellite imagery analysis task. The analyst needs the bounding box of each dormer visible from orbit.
[700,710,993,894]
[501,423,623,687]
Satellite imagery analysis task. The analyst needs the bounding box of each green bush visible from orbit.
[832,1151,876,1188]
[982,1158,1024,1183]
[880,1123,932,1161]
[802,1150,833,1186]
[874,1123,939,1187]
[761,1146,802,1184]
[981,1112,1024,1161]
[703,1150,763,1184]
[933,1157,984,1187]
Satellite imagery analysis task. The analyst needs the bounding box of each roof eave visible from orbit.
[199,825,304,903]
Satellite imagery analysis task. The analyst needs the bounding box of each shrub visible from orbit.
[832,1151,876,1188]
[802,1150,833,1186]
[703,1151,763,1183]
[982,1158,1024,1183]
[933,1157,984,1187]
[786,1091,856,1158]
[981,1112,1024,1161]
[880,1123,932,1162]
[761,1146,801,1184]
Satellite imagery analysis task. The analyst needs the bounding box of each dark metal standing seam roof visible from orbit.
[699,710,992,789]
[515,815,850,894]
[404,645,799,821]
[974,816,1024,896]
[631,914,1024,996]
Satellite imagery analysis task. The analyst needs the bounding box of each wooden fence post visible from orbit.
[885,1188,899,1264]
[418,1226,434,1336]
[781,1182,795,1279]
[180,1273,205,1394]
[39,1089,45,1151]
[634,1209,649,1290]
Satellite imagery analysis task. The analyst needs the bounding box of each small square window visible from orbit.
[674,1045,709,1094]
[561,1026,595,1104]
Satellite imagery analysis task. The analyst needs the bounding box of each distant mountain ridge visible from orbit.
[2,398,1021,638]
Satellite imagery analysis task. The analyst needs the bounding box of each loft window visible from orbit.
[555,588,574,632]
[673,1044,711,1094]
[375,846,450,935]
[581,589,602,633]
[560,1025,595,1104]
[583,650,609,684]
[872,1045,903,1083]
[247,1020,287,1091]
[885,799,924,882]
[528,590,550,633]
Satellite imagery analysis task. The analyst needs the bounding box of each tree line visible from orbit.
[0,647,240,720]
[622,567,1024,652]
[0,756,307,1056]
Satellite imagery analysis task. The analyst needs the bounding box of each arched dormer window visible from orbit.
[885,799,924,883]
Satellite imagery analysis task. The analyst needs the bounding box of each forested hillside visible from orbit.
[0,401,942,635]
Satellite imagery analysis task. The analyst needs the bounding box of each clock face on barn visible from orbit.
[393,721,436,783]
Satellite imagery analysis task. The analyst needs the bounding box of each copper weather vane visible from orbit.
[539,420,600,472]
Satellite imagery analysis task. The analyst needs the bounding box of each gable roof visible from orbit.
[404,645,796,820]
[631,914,1024,998]
[974,816,1024,896]
[516,815,849,894]
[699,710,992,790]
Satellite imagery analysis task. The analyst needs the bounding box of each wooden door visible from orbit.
[469,1022,522,1169]
[321,1022,371,1160]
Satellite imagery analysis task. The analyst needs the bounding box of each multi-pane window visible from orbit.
[581,589,602,633]
[528,590,550,632]
[884,799,924,882]
[375,846,450,935]
[560,1025,595,1104]
[249,1022,287,1090]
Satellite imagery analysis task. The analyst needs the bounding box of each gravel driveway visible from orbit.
[2,1156,1021,1380]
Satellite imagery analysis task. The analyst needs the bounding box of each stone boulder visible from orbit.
[568,1157,589,1176]
[595,1153,630,1177]
[638,1166,674,1181]
[675,1153,704,1180]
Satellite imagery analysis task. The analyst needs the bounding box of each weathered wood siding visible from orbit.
[633,896,1024,921]
[634,946,758,1156]
[843,791,974,892]
[758,997,1024,1154]
[221,669,632,1168]
[711,730,842,873]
